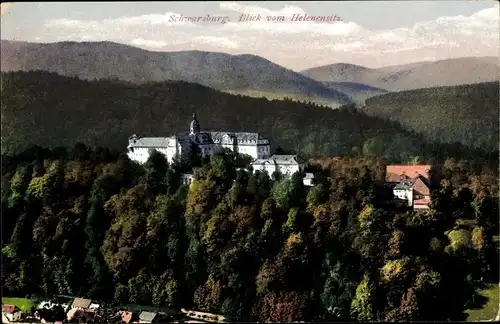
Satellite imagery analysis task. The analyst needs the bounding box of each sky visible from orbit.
[1,1,499,70]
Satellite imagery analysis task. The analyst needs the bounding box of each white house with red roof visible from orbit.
[385,164,432,209]
[2,304,22,322]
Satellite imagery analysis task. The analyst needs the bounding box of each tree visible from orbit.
[350,273,374,321]
[143,150,169,194]
[321,260,357,320]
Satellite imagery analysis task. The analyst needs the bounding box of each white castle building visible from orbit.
[127,113,309,179]
[127,113,271,164]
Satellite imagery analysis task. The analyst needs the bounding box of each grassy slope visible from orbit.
[222,89,336,107]
[363,82,499,151]
[321,81,388,105]
[465,284,500,321]
[2,297,34,312]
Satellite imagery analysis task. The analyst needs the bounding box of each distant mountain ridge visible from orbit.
[3,39,497,109]
[0,40,353,108]
[301,57,499,91]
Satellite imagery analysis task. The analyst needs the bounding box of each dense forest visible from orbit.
[2,71,497,168]
[364,82,499,151]
[2,144,499,321]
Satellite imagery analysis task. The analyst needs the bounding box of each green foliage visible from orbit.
[446,229,472,252]
[0,145,498,322]
[350,273,374,321]
[1,297,34,312]
[381,258,409,283]
[2,71,497,168]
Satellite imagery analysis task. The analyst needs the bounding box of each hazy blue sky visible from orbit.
[1,1,499,70]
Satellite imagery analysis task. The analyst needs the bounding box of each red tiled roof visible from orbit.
[413,178,430,195]
[414,198,431,205]
[386,165,431,180]
[2,304,17,313]
[386,173,409,182]
[120,311,133,324]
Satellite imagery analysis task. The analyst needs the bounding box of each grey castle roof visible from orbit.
[252,154,303,166]
[129,131,269,148]
[128,114,269,148]
[128,136,172,148]
[210,132,268,144]
[394,179,417,190]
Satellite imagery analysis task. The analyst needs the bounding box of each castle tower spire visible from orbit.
[190,112,200,134]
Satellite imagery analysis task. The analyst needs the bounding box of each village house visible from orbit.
[181,308,227,323]
[116,310,135,324]
[302,173,315,186]
[182,173,195,186]
[37,300,70,313]
[385,164,432,209]
[2,304,23,323]
[34,304,66,323]
[250,154,305,176]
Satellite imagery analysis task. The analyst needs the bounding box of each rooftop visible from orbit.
[252,154,303,166]
[119,310,133,324]
[71,298,92,309]
[139,311,158,322]
[2,304,18,314]
[386,165,431,181]
[394,179,417,190]
[129,130,269,148]
[129,136,174,148]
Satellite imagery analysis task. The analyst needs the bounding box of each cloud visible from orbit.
[219,2,358,36]
[193,36,239,49]
[131,38,168,49]
[220,1,305,17]
[34,3,499,69]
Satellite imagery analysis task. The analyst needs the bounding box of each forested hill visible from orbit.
[2,71,497,166]
[1,146,499,321]
[363,82,499,151]
[0,40,352,108]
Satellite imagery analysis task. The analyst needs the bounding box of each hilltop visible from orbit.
[3,71,495,165]
[301,57,499,91]
[0,40,352,108]
[363,82,499,151]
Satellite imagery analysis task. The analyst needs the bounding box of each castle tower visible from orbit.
[190,112,200,134]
